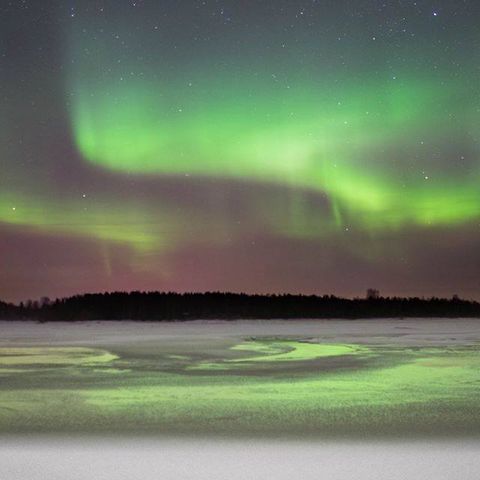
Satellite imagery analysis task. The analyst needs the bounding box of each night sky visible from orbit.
[1,0,480,303]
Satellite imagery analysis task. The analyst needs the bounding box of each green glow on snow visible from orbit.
[0,339,479,436]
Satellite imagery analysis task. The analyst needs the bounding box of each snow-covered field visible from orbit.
[1,317,479,346]
[1,437,479,480]
[1,318,479,479]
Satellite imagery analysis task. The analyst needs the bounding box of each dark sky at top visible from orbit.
[1,0,480,302]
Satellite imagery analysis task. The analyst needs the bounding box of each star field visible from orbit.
[1,0,480,302]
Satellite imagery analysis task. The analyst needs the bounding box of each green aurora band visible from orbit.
[0,191,179,251]
[3,2,480,301]
[69,55,480,231]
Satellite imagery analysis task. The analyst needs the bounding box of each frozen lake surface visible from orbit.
[2,317,479,346]
[0,319,479,478]
[1,319,480,435]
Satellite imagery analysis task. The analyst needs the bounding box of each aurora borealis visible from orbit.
[1,0,480,302]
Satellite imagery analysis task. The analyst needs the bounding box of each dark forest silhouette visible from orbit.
[1,291,479,321]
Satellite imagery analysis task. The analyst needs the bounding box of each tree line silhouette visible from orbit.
[1,291,479,321]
